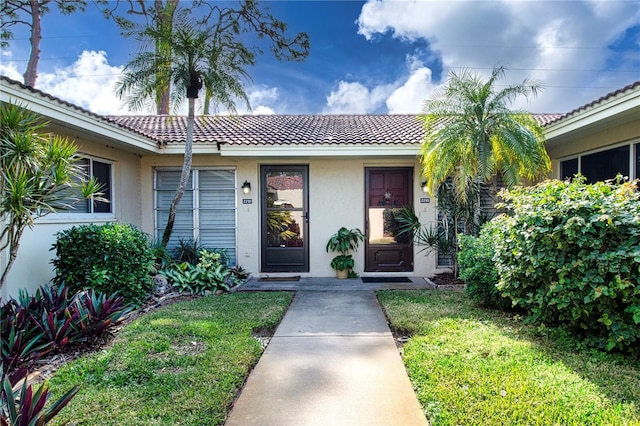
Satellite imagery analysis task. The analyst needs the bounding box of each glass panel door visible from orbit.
[261,165,309,272]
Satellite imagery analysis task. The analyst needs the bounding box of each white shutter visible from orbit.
[155,169,237,264]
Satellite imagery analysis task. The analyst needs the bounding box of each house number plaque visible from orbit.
[242,199,252,204]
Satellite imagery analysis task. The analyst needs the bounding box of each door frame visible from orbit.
[260,165,310,272]
[364,167,414,272]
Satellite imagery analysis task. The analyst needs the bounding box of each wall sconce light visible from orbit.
[421,181,429,193]
[241,181,251,194]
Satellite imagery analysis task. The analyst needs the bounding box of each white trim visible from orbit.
[545,87,640,140]
[219,144,422,157]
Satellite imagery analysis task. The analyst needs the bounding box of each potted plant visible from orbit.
[326,227,365,279]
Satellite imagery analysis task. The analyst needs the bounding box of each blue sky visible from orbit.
[1,0,639,116]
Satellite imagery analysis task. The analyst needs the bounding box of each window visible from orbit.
[155,168,237,264]
[581,145,629,183]
[559,143,637,183]
[560,158,578,180]
[63,157,113,214]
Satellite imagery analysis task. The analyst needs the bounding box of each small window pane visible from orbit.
[560,158,579,180]
[92,161,112,213]
[580,145,630,183]
[200,170,235,188]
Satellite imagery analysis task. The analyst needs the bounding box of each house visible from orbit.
[1,75,638,300]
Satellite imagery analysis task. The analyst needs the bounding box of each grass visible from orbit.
[47,292,293,425]
[377,290,640,426]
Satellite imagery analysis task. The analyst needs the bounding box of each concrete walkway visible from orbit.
[225,290,428,426]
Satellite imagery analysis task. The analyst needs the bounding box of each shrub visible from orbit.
[458,221,511,310]
[1,284,131,376]
[160,249,242,294]
[52,223,155,306]
[492,177,640,353]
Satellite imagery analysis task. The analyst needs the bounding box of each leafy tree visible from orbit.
[116,4,309,246]
[0,102,103,289]
[0,0,90,86]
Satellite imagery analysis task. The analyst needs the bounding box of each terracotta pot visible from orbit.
[336,269,349,279]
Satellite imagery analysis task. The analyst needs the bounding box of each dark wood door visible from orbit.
[365,168,413,272]
[261,165,309,272]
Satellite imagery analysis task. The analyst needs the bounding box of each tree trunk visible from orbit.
[23,0,42,86]
[161,97,195,247]
[155,0,178,115]
[0,226,24,291]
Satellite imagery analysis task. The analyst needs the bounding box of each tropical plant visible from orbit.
[420,66,550,205]
[160,248,241,295]
[1,367,80,426]
[1,284,130,378]
[171,238,203,265]
[0,102,103,290]
[326,227,365,275]
[115,4,309,246]
[414,67,550,276]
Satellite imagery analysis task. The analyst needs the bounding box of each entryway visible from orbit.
[365,167,413,272]
[260,165,309,272]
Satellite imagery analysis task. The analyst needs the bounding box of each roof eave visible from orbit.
[218,144,422,157]
[0,79,160,155]
[544,86,640,147]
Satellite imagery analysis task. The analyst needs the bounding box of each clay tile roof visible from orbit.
[105,114,428,146]
[544,81,640,126]
[106,113,559,146]
[267,175,303,191]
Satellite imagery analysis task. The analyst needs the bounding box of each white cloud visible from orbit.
[386,56,440,114]
[323,81,393,114]
[0,57,24,81]
[357,0,640,112]
[252,105,275,115]
[34,50,128,115]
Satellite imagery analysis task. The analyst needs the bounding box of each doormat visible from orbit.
[361,277,412,283]
[258,276,300,282]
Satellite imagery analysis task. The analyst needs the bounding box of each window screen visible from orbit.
[580,145,630,183]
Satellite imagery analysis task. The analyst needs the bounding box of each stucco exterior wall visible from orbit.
[1,134,143,300]
[140,154,439,278]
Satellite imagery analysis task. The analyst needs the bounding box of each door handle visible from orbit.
[304,212,309,223]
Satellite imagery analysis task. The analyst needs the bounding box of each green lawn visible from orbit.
[48,292,293,425]
[378,290,640,426]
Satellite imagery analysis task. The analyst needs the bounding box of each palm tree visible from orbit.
[420,66,551,208]
[401,67,551,277]
[116,6,309,246]
[117,9,251,246]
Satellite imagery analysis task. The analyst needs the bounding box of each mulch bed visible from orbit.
[429,272,466,290]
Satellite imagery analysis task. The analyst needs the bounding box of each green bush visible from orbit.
[160,248,242,294]
[52,223,155,306]
[492,177,640,353]
[458,222,511,310]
